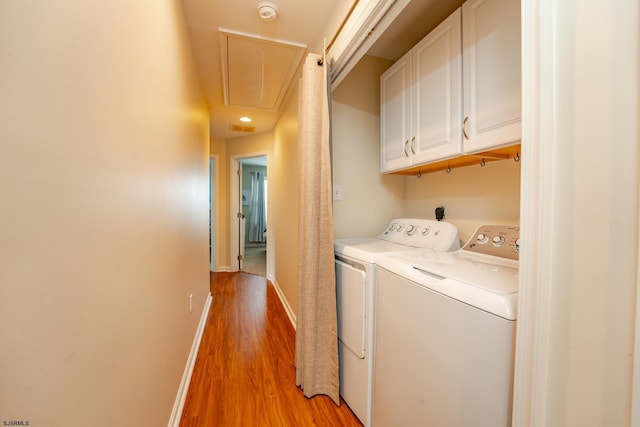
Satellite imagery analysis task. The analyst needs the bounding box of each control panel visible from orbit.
[378,219,460,252]
[462,225,520,260]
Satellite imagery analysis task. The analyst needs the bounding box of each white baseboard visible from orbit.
[167,292,213,427]
[269,275,297,330]
[212,266,233,272]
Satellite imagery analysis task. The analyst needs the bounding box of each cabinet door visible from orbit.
[380,52,412,173]
[462,0,521,153]
[412,8,462,164]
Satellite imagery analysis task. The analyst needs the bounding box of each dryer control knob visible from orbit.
[492,235,505,246]
[406,225,416,235]
[421,227,430,235]
[515,238,521,252]
[396,225,403,232]
[476,233,488,244]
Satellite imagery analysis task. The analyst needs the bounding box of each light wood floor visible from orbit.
[179,272,363,426]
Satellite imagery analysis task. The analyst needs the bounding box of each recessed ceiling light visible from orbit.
[240,117,252,123]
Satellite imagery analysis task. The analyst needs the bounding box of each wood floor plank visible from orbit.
[180,272,362,426]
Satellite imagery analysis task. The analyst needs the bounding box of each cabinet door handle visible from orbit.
[410,137,416,154]
[463,116,469,140]
[404,139,410,157]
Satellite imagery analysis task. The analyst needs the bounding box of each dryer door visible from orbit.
[335,258,367,358]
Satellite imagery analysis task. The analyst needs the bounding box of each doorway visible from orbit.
[238,156,267,277]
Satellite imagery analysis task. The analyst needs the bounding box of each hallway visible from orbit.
[179,272,362,426]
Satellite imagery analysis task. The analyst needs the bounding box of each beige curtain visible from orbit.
[295,53,339,405]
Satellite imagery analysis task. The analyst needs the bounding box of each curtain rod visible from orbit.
[324,0,360,54]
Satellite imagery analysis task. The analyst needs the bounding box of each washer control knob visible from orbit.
[492,235,505,246]
[421,227,430,235]
[396,225,403,232]
[476,233,488,244]
[406,225,416,235]
[388,224,396,231]
[515,238,521,252]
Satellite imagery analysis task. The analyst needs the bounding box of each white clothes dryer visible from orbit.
[334,219,460,427]
[373,224,519,427]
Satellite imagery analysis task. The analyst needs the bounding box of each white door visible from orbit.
[412,7,462,164]
[462,0,521,153]
[380,51,412,173]
[238,162,244,270]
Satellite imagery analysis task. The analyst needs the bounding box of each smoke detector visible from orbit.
[257,2,278,21]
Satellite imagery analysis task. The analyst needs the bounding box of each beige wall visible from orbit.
[272,83,302,317]
[404,159,521,243]
[0,1,210,425]
[210,137,228,271]
[332,55,405,238]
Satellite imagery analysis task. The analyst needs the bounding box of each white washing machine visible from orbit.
[334,219,460,427]
[373,224,520,427]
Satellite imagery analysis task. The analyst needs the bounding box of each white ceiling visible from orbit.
[180,0,354,140]
[180,0,464,141]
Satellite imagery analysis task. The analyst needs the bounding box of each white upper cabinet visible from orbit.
[380,9,462,173]
[379,0,521,173]
[412,8,462,165]
[380,52,412,172]
[462,0,521,153]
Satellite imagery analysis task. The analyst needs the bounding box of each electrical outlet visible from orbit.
[189,294,193,313]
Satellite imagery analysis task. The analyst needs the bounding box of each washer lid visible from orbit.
[405,251,518,294]
[376,251,519,320]
[333,219,460,263]
[334,238,427,263]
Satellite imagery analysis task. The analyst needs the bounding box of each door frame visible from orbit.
[229,152,270,275]
[209,156,218,272]
[515,0,640,424]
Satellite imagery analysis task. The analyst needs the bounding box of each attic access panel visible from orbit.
[219,30,306,111]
